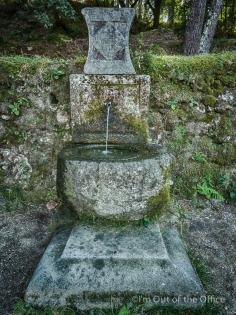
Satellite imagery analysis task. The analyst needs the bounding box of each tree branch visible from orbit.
[131,0,139,8]
[147,0,154,12]
[118,0,126,7]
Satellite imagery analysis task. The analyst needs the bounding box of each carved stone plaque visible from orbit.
[82,7,136,74]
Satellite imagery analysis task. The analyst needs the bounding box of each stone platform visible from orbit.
[25,224,205,310]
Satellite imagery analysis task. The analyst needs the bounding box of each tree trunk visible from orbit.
[198,0,223,53]
[147,0,162,28]
[229,0,236,29]
[183,0,207,55]
[167,0,175,26]
[153,0,162,28]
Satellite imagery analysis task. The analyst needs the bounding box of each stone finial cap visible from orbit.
[82,7,136,75]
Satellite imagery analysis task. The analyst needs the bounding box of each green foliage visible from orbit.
[14,299,76,315]
[0,56,67,79]
[197,176,224,201]
[148,44,167,55]
[202,95,217,106]
[20,0,76,29]
[192,152,208,163]
[141,52,236,82]
[118,306,129,315]
[74,55,87,67]
[139,53,236,114]
[167,99,178,110]
[0,186,25,212]
[51,68,65,80]
[142,216,152,227]
[187,250,211,287]
[147,185,171,218]
[217,172,236,203]
[8,97,31,116]
[168,125,188,152]
[13,299,224,315]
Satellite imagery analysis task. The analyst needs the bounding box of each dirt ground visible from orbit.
[181,199,236,314]
[0,199,235,315]
[0,205,53,315]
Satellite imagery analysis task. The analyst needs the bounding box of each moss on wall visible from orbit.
[125,115,149,140]
[202,95,217,106]
[84,99,104,121]
[147,184,171,218]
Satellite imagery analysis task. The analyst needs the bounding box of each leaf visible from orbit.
[197,180,224,201]
[118,305,129,315]
[143,216,151,227]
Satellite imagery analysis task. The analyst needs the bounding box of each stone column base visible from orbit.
[25,223,205,311]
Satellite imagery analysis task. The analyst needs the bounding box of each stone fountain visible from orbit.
[25,7,204,311]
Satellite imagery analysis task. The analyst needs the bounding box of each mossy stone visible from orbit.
[84,99,103,121]
[125,115,149,139]
[147,184,171,218]
[202,95,217,107]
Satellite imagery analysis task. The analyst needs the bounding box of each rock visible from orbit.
[218,90,234,103]
[46,201,58,211]
[0,102,9,115]
[56,111,69,124]
[1,114,10,121]
[186,122,210,136]
[0,196,6,211]
[57,144,171,221]
[0,148,32,188]
[0,121,6,138]
[214,103,233,113]
[25,224,204,310]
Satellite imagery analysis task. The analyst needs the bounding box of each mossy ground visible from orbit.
[136,52,236,112]
[13,299,224,315]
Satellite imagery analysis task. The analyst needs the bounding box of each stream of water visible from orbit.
[102,102,112,155]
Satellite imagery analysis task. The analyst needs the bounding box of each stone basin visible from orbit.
[57,144,171,221]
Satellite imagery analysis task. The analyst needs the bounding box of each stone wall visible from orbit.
[142,52,236,199]
[0,53,235,203]
[0,56,71,201]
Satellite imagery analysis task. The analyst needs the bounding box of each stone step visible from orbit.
[61,224,169,261]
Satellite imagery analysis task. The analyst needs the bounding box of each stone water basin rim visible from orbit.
[59,144,162,162]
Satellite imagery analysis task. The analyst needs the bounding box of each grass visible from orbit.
[140,51,236,80]
[0,186,25,212]
[13,300,224,315]
[187,250,211,288]
[0,55,69,83]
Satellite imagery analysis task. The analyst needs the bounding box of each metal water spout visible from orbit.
[103,101,112,155]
